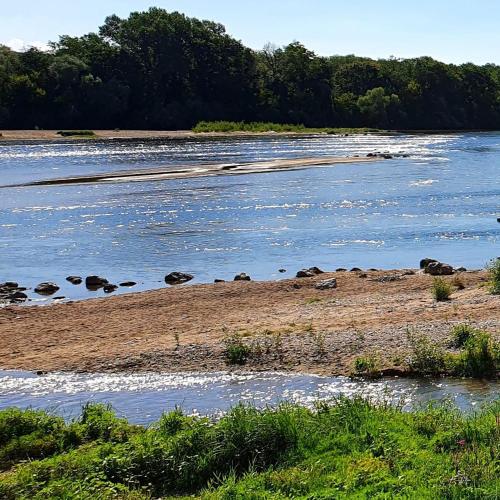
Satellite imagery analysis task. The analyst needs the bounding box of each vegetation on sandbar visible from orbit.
[0,398,499,499]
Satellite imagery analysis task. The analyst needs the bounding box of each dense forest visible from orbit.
[1,7,500,130]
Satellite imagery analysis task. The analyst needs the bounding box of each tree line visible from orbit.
[1,7,500,130]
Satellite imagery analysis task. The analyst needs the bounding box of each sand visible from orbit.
[0,270,497,376]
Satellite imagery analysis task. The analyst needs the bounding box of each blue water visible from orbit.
[0,133,498,302]
[1,370,497,424]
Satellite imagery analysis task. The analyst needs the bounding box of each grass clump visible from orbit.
[353,353,381,378]
[486,258,500,294]
[223,332,250,365]
[452,330,499,378]
[451,323,477,348]
[406,330,448,376]
[1,399,499,499]
[56,130,96,137]
[193,121,381,134]
[431,277,453,301]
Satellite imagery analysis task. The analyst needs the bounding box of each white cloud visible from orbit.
[3,38,50,52]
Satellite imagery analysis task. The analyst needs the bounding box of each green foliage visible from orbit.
[0,400,499,498]
[353,353,381,378]
[223,333,251,365]
[451,323,477,348]
[2,8,500,129]
[431,277,453,301]
[406,330,447,375]
[486,258,500,294]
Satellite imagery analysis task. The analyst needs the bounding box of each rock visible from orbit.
[455,267,467,272]
[66,276,82,285]
[214,279,226,283]
[420,258,437,269]
[0,282,18,290]
[315,278,337,290]
[119,281,137,287]
[278,269,287,273]
[350,267,362,272]
[336,268,347,272]
[165,272,194,285]
[234,273,251,281]
[8,291,27,302]
[103,284,118,293]
[296,267,324,278]
[53,296,66,300]
[497,217,500,223]
[368,268,378,271]
[425,261,454,276]
[34,282,60,295]
[401,269,416,276]
[85,276,108,288]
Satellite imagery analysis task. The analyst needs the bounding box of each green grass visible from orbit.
[0,399,498,499]
[431,277,453,301]
[223,333,250,365]
[192,121,382,134]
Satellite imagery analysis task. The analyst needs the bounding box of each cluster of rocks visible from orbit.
[366,151,411,159]
[419,258,465,276]
[0,282,28,304]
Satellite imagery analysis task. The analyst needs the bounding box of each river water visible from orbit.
[0,133,498,302]
[0,370,497,424]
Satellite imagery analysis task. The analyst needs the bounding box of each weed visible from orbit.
[353,353,381,378]
[406,330,447,375]
[223,333,250,365]
[310,331,327,357]
[486,258,500,294]
[431,277,453,301]
[450,324,477,348]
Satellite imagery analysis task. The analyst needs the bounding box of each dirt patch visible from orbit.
[0,270,497,375]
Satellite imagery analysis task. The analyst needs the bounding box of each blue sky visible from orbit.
[2,0,500,64]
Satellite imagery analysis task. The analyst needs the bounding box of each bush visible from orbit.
[450,324,477,348]
[353,353,381,378]
[406,331,447,375]
[451,330,499,378]
[223,333,250,365]
[486,258,500,294]
[431,277,452,301]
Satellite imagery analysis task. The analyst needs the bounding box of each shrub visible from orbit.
[353,353,381,378]
[431,277,452,301]
[223,333,250,365]
[452,330,499,378]
[486,258,500,294]
[406,331,447,375]
[450,324,477,348]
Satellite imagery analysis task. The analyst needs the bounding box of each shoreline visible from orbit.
[1,269,497,376]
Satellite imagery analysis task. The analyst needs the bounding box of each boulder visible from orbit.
[420,258,437,269]
[85,276,108,288]
[34,282,60,295]
[234,273,251,281]
[0,282,18,290]
[296,267,324,278]
[455,267,467,272]
[425,261,454,276]
[315,278,337,290]
[119,281,137,287]
[8,291,27,302]
[165,272,194,285]
[103,284,118,293]
[214,279,226,283]
[66,276,82,285]
[335,268,347,272]
[350,267,362,272]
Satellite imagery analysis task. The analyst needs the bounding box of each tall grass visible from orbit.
[0,399,498,499]
[193,121,381,134]
[431,277,453,301]
[486,258,500,294]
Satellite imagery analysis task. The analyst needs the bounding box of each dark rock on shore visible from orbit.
[234,273,251,281]
[85,276,108,288]
[420,258,437,269]
[34,282,60,295]
[103,284,118,293]
[165,272,194,285]
[214,279,226,283]
[119,281,137,287]
[8,291,27,302]
[456,267,467,272]
[424,261,454,276]
[0,282,18,290]
[66,276,82,285]
[350,267,362,272]
[296,267,324,278]
[315,278,337,290]
[336,268,347,272]
[278,269,287,273]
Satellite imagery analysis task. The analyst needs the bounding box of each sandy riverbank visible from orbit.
[0,270,497,375]
[0,129,348,142]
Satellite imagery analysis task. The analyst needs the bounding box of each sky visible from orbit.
[2,0,500,65]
